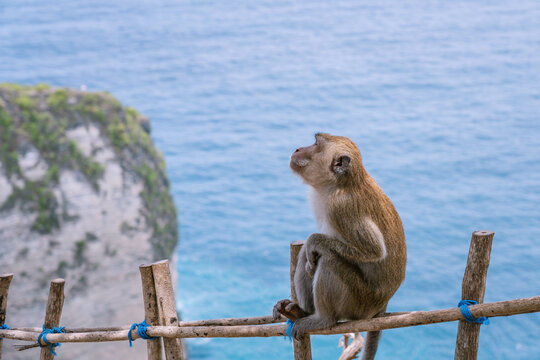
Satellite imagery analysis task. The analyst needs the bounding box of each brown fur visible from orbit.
[273,133,406,360]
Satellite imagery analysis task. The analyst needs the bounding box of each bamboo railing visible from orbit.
[0,230,539,359]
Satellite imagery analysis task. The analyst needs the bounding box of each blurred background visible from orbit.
[1,0,539,359]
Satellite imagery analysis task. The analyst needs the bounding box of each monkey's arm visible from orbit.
[307,217,387,264]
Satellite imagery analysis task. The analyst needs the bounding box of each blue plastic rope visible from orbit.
[0,324,9,339]
[458,300,490,325]
[285,319,294,341]
[37,325,66,356]
[128,320,158,347]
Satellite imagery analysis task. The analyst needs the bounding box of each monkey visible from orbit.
[273,133,406,360]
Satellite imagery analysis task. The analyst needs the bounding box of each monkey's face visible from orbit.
[290,133,361,188]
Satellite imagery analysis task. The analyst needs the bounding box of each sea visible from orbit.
[1,1,539,359]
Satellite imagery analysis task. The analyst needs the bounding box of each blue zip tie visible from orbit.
[37,325,66,356]
[128,320,158,347]
[458,300,490,325]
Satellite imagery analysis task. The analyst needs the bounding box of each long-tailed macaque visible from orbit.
[273,133,407,360]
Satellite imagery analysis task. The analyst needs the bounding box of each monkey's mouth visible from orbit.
[290,157,309,172]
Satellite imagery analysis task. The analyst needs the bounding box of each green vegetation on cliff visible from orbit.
[0,84,178,259]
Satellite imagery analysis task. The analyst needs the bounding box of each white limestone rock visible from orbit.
[0,84,179,360]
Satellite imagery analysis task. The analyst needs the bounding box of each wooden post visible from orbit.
[140,264,164,360]
[290,241,312,360]
[454,231,494,360]
[40,279,65,360]
[151,260,184,360]
[0,274,14,360]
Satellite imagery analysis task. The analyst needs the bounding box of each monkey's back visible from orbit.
[363,175,406,299]
[333,174,407,316]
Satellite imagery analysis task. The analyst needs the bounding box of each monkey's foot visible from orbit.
[289,316,311,340]
[290,315,334,341]
[272,299,308,321]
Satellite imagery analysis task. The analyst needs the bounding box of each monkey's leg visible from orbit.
[273,246,315,321]
[292,251,359,340]
[293,245,315,314]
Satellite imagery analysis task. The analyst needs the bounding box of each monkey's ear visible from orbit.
[333,155,351,175]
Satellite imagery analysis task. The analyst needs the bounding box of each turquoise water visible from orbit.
[1,1,539,358]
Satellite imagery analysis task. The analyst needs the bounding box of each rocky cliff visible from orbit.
[0,84,178,359]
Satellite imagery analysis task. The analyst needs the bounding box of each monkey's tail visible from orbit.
[360,330,382,360]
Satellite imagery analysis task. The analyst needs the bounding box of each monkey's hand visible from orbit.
[305,251,318,277]
[305,233,325,275]
[305,260,315,277]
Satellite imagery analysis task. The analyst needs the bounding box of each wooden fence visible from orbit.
[0,230,539,359]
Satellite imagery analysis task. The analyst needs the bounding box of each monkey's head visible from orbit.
[290,133,363,188]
